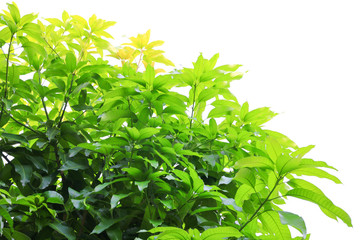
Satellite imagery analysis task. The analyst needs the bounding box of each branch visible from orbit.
[43,37,61,59]
[0,34,15,122]
[38,69,50,121]
[189,84,197,129]
[239,177,283,232]
[6,110,44,136]
[57,73,75,127]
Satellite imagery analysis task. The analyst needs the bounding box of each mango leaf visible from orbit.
[0,206,13,232]
[278,211,307,239]
[208,106,234,118]
[234,168,256,187]
[110,193,131,209]
[91,218,122,235]
[138,127,160,141]
[101,110,134,122]
[49,222,76,240]
[200,227,242,240]
[44,191,64,205]
[59,159,88,171]
[265,136,282,162]
[7,3,20,24]
[1,229,31,240]
[1,133,28,144]
[13,163,32,186]
[148,227,190,239]
[234,156,274,170]
[197,88,218,103]
[259,211,291,240]
[189,167,204,193]
[135,180,150,191]
[292,168,341,184]
[286,188,352,227]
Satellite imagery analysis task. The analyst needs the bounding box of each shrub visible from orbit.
[0,2,351,240]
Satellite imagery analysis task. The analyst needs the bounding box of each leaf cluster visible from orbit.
[0,2,351,240]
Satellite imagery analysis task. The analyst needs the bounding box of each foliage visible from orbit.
[0,2,352,240]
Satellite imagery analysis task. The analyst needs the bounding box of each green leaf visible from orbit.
[291,145,315,158]
[13,163,32,186]
[208,106,234,118]
[200,227,242,240]
[278,211,307,239]
[0,206,13,232]
[286,188,352,227]
[7,3,21,24]
[265,136,282,162]
[44,191,64,205]
[234,168,256,187]
[197,88,218,103]
[1,132,28,144]
[59,160,88,171]
[163,106,187,116]
[135,180,150,191]
[144,65,155,88]
[106,227,123,240]
[65,52,77,73]
[189,167,204,193]
[259,211,291,240]
[101,110,134,122]
[125,127,140,140]
[148,227,190,239]
[235,184,255,206]
[240,101,249,121]
[91,218,121,234]
[2,229,31,240]
[292,168,341,184]
[49,222,76,240]
[265,130,298,149]
[209,118,217,138]
[234,156,274,170]
[138,127,160,141]
[110,193,131,209]
[244,107,276,125]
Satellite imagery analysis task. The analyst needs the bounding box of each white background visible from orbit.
[1,0,359,239]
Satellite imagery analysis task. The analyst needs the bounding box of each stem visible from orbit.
[0,34,15,122]
[239,177,283,232]
[58,73,75,127]
[5,110,43,136]
[189,84,197,129]
[127,97,133,127]
[136,50,143,72]
[38,70,50,121]
[43,37,61,59]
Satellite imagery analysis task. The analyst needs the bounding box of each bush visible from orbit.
[0,2,351,240]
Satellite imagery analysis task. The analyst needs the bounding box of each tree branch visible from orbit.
[239,177,283,232]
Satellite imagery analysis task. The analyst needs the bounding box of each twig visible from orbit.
[239,177,283,232]
[0,34,15,122]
